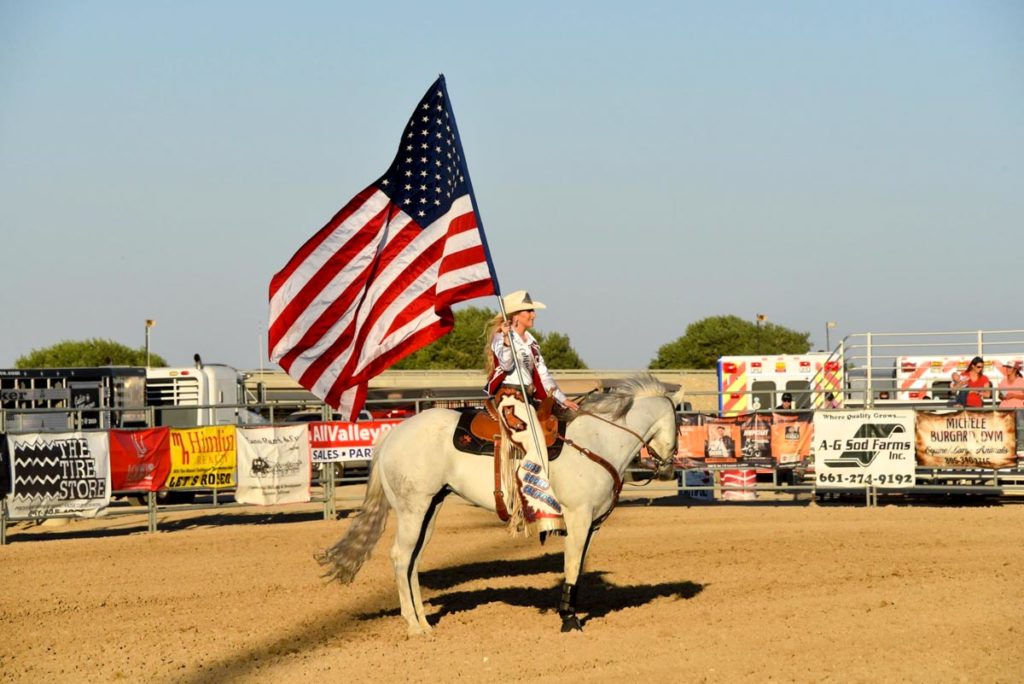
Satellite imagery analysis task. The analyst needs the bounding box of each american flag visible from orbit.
[268,75,499,419]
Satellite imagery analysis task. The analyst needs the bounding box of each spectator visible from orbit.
[998,361,1024,409]
[951,356,991,408]
[822,392,840,409]
[776,392,794,410]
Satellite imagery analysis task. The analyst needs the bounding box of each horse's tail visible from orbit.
[317,428,393,584]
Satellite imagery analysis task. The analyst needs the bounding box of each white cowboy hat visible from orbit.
[502,290,546,315]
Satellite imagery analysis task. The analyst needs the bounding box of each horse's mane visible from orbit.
[579,374,670,420]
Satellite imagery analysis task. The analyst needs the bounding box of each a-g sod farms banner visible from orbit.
[109,428,171,492]
[814,410,916,488]
[309,420,403,463]
[5,432,111,518]
[165,426,237,489]
[915,411,1016,469]
[770,413,813,466]
[235,425,311,505]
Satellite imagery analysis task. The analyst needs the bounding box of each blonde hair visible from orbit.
[483,313,504,375]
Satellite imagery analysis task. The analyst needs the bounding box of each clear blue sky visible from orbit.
[2,1,1021,370]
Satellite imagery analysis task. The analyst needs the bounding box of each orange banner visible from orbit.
[770,413,813,464]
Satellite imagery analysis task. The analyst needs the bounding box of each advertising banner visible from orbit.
[703,417,741,465]
[770,413,813,465]
[915,411,1016,469]
[309,420,403,463]
[6,432,111,518]
[814,410,916,488]
[165,426,236,489]
[674,415,706,466]
[738,414,773,467]
[109,428,171,492]
[235,425,311,505]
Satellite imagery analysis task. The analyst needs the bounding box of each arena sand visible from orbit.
[1,492,1022,683]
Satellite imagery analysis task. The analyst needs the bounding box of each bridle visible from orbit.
[555,396,677,525]
[570,397,677,472]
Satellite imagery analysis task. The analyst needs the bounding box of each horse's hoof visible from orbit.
[406,623,432,637]
[560,614,583,632]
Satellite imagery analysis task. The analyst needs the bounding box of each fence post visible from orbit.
[1,498,7,545]
[148,490,157,533]
[865,332,874,408]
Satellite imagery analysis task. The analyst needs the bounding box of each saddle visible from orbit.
[451,392,564,460]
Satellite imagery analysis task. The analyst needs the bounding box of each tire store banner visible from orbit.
[309,420,403,463]
[6,432,111,518]
[165,426,237,489]
[235,425,311,505]
[770,413,813,466]
[814,410,916,488]
[109,428,171,492]
[915,411,1016,469]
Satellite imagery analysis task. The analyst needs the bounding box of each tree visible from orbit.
[392,306,587,370]
[649,315,811,369]
[15,339,168,368]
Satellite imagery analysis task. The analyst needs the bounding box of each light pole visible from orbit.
[755,314,767,354]
[825,320,837,351]
[145,319,156,367]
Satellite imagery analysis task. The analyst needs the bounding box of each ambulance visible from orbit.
[893,354,1022,403]
[717,353,842,415]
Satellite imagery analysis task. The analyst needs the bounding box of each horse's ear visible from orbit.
[670,386,686,409]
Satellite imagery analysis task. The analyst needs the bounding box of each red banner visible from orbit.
[109,428,171,492]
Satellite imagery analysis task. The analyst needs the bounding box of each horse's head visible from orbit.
[638,388,682,480]
[579,376,681,479]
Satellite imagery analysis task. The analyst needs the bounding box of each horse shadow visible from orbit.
[358,552,704,628]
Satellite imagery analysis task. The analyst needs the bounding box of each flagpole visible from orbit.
[440,74,548,466]
[496,296,551,475]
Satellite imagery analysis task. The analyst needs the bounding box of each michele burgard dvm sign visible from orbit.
[814,410,916,488]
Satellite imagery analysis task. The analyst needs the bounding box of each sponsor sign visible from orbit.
[235,425,311,505]
[770,413,813,465]
[674,414,706,467]
[738,414,772,467]
[109,428,171,492]
[703,417,740,464]
[814,410,916,488]
[6,432,111,518]
[309,420,403,463]
[166,426,237,489]
[915,411,1016,469]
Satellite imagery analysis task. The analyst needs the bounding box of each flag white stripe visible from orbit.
[268,190,390,322]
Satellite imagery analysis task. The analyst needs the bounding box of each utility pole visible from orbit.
[825,321,837,351]
[755,314,767,354]
[145,319,156,367]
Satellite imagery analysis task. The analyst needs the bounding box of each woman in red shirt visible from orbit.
[951,356,991,408]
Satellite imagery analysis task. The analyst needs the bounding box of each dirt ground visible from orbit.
[1,490,1022,683]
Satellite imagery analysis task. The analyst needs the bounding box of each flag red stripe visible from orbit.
[268,185,379,300]
[292,220,425,387]
[268,201,391,352]
[438,244,488,277]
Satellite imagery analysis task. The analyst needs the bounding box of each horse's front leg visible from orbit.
[559,508,596,632]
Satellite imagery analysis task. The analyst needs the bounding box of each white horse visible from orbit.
[319,375,683,634]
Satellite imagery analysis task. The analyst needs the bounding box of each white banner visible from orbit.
[6,432,111,518]
[235,425,311,505]
[814,410,916,488]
